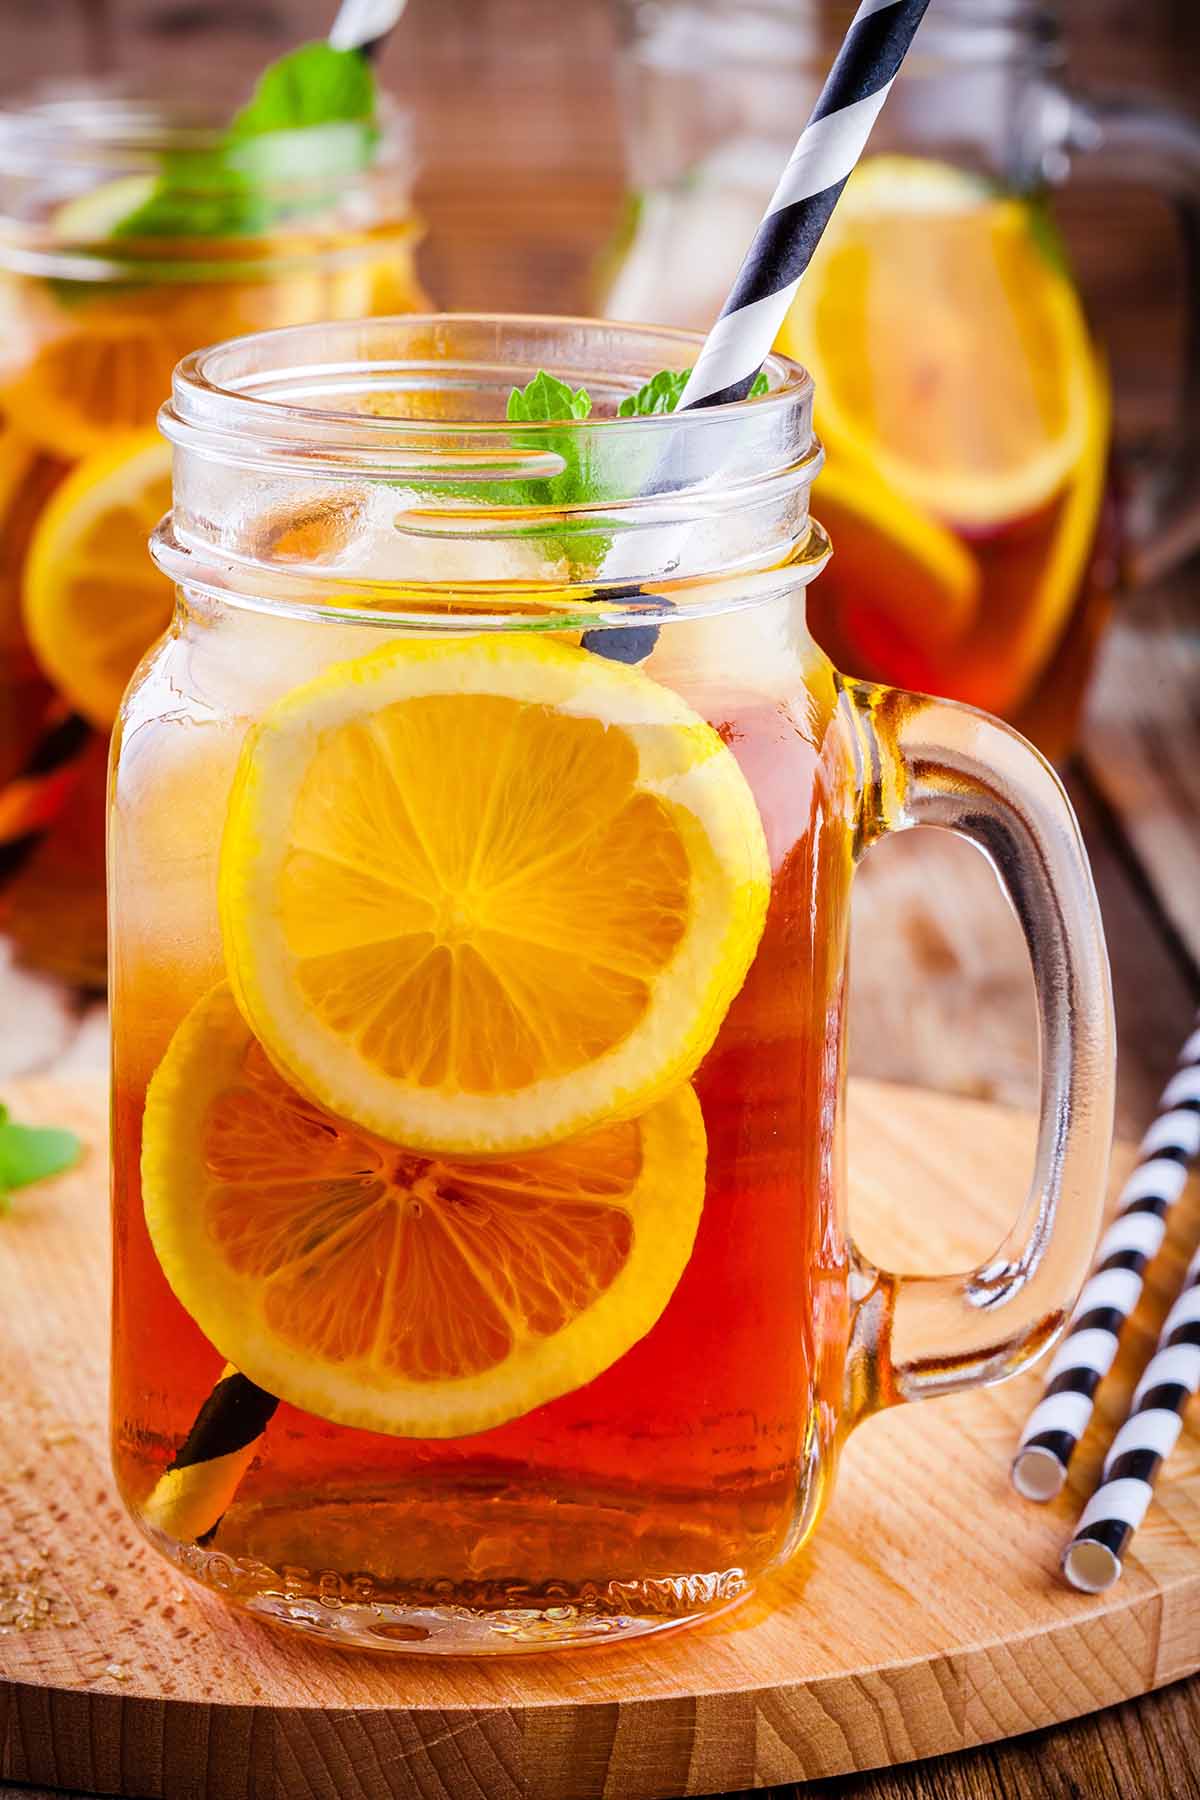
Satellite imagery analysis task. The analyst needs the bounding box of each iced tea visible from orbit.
[776,158,1115,760]
[109,317,1114,1653]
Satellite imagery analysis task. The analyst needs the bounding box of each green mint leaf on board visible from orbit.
[112,43,378,241]
[0,1104,81,1213]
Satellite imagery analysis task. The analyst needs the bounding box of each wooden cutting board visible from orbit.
[0,1076,1196,1800]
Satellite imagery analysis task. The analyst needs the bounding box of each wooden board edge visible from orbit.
[4,1568,1198,1799]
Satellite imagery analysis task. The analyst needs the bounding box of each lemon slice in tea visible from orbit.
[219,633,770,1154]
[142,984,707,1437]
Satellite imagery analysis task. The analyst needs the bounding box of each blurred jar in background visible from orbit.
[598,0,1200,757]
[0,72,427,985]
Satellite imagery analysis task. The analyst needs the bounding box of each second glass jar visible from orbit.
[0,76,427,984]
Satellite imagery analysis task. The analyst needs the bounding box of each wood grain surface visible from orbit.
[0,1077,1197,1800]
[0,3,1198,1798]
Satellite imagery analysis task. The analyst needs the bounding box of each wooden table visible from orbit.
[2,2,1199,1797]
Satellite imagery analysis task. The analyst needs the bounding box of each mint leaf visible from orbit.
[492,366,771,575]
[112,42,378,241]
[618,367,768,416]
[113,152,268,241]
[228,42,375,139]
[500,374,604,567]
[0,1105,81,1212]
[507,372,592,425]
[618,369,689,417]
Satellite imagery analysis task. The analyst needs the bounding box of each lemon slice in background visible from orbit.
[936,352,1113,718]
[51,176,157,242]
[219,633,770,1154]
[22,431,173,727]
[143,984,707,1438]
[1,303,184,461]
[808,456,981,668]
[779,155,1095,530]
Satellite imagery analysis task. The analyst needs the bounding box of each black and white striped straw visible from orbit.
[587,0,929,661]
[675,0,932,412]
[1012,1014,1200,1502]
[1062,1235,1200,1592]
[328,0,407,58]
[142,1365,278,1546]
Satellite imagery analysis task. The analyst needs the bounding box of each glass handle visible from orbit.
[1050,84,1200,582]
[843,683,1115,1420]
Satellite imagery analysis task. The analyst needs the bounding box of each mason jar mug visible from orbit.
[110,315,1115,1653]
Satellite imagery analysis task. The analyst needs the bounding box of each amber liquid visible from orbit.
[110,625,855,1647]
[769,168,1119,761]
[0,221,427,984]
[808,479,1119,765]
[0,445,97,976]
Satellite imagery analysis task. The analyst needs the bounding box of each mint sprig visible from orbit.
[499,365,771,555]
[112,43,379,241]
[501,365,773,654]
[428,365,774,580]
[230,41,376,137]
[0,1105,80,1215]
[503,372,603,543]
[618,367,768,416]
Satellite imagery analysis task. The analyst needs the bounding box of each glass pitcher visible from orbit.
[598,0,1200,757]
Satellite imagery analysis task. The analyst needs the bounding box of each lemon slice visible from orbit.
[2,269,326,461]
[22,431,173,727]
[985,351,1112,706]
[779,154,1095,529]
[143,983,707,1437]
[1,303,184,460]
[219,633,770,1154]
[51,175,157,242]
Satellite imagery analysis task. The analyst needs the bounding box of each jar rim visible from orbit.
[0,80,409,174]
[155,312,827,627]
[162,312,814,474]
[0,78,415,283]
[622,0,1060,70]
[150,517,833,635]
